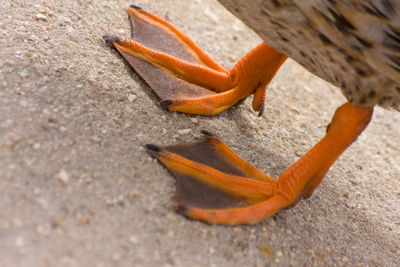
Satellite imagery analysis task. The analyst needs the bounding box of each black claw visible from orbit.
[145,144,163,153]
[200,130,215,137]
[325,123,331,133]
[102,35,121,43]
[257,104,264,117]
[160,100,173,109]
[175,204,189,214]
[129,4,143,10]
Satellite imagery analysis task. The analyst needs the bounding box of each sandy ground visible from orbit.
[1,0,399,266]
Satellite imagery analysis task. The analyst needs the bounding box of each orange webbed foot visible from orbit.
[146,130,281,224]
[104,6,287,115]
[146,104,373,224]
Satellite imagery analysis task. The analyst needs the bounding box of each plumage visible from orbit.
[218,0,400,110]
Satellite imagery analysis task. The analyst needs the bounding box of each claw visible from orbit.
[258,104,264,117]
[200,129,215,137]
[159,99,174,109]
[129,4,142,10]
[102,35,121,43]
[174,204,189,214]
[145,143,163,153]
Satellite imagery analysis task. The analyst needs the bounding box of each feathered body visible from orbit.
[218,0,400,110]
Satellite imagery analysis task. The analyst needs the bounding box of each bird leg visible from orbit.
[103,6,286,115]
[146,103,373,224]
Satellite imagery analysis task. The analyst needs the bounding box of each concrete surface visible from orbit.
[1,0,399,266]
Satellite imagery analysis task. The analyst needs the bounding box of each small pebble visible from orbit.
[129,235,138,244]
[112,253,121,261]
[35,14,47,21]
[177,128,191,135]
[190,118,198,124]
[127,94,137,102]
[233,226,242,232]
[267,218,276,226]
[101,83,110,90]
[56,169,69,184]
[294,150,302,157]
[128,192,137,199]
[33,143,40,149]
[15,236,24,247]
[167,229,174,237]
[19,99,28,107]
[36,224,50,236]
[79,216,91,225]
[66,25,74,34]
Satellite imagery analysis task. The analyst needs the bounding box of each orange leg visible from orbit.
[103,6,287,115]
[147,103,373,224]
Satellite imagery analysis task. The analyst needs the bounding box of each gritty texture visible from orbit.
[0,0,399,266]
